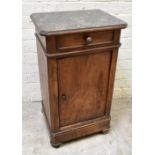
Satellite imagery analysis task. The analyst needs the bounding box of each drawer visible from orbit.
[56,30,114,51]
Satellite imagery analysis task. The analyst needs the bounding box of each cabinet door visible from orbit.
[57,51,112,127]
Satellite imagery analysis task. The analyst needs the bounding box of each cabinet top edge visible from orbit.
[30,9,127,36]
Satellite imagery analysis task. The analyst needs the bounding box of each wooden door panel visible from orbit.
[58,51,112,127]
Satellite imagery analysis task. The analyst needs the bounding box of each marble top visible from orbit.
[30,9,127,36]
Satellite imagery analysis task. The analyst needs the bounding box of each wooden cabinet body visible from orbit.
[31,10,127,147]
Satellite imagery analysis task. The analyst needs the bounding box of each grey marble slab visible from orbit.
[30,9,127,36]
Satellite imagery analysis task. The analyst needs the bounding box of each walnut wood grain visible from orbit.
[36,37,51,128]
[32,10,127,147]
[56,30,114,50]
[58,51,111,127]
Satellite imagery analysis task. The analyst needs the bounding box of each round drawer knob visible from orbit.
[86,36,92,44]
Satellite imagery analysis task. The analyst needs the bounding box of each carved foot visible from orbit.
[50,141,62,148]
[102,129,109,135]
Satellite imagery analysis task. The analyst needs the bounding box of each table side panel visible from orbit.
[36,39,51,128]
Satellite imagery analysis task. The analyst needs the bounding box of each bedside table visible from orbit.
[30,9,127,148]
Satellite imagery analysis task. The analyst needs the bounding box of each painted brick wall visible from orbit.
[22,0,132,102]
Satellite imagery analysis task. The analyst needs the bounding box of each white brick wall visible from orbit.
[22,0,132,102]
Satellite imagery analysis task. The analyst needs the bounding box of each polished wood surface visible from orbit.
[58,51,111,127]
[31,10,127,148]
[36,38,51,128]
[57,30,114,50]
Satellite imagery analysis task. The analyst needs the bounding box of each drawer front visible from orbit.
[56,30,114,51]
[57,50,112,127]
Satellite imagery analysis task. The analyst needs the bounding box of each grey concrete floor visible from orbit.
[22,98,131,155]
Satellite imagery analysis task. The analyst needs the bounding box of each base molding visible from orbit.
[41,101,111,147]
[50,117,110,145]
